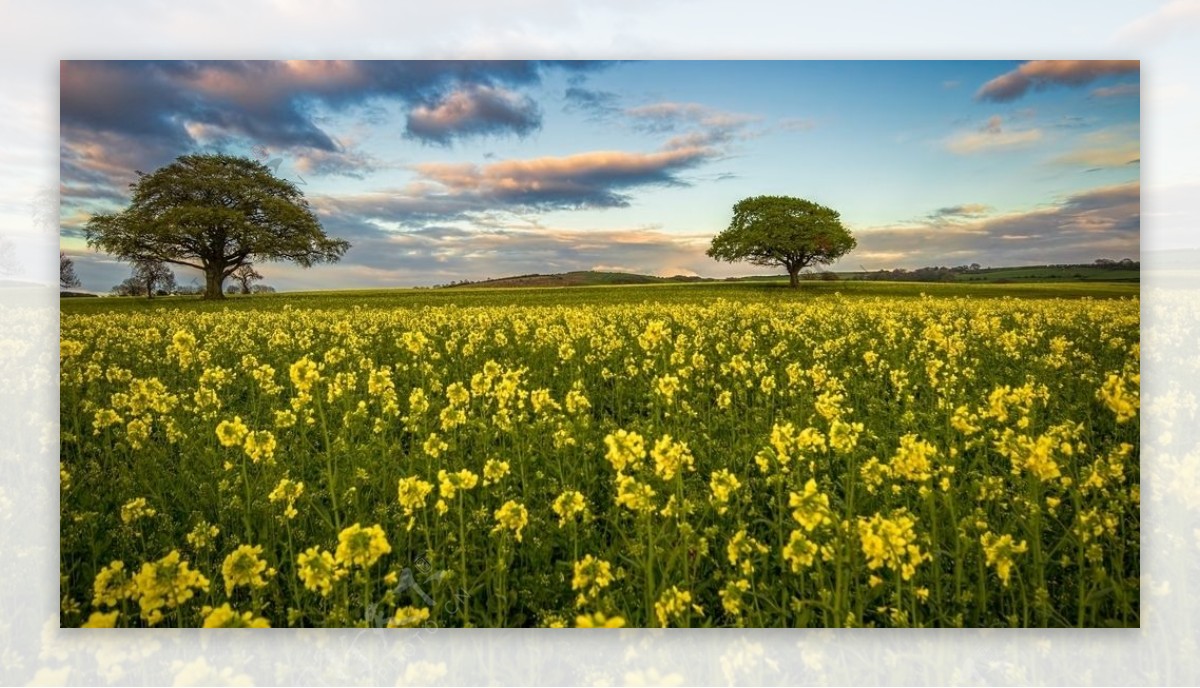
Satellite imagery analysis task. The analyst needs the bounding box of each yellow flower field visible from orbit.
[59,287,1140,627]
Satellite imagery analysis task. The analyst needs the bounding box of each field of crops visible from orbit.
[59,282,1140,628]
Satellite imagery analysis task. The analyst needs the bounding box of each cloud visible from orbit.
[625,102,758,134]
[59,60,607,198]
[929,203,991,220]
[945,116,1043,154]
[1052,126,1140,168]
[563,85,621,119]
[855,182,1139,268]
[406,85,542,144]
[416,146,716,209]
[308,137,721,234]
[1091,83,1140,99]
[976,61,1140,102]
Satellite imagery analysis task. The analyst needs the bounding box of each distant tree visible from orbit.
[84,153,349,300]
[707,195,857,288]
[231,263,263,294]
[250,284,276,294]
[226,284,240,295]
[60,251,81,289]
[131,259,175,299]
[111,277,142,296]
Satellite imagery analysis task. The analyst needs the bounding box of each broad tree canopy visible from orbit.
[707,195,856,288]
[85,153,349,299]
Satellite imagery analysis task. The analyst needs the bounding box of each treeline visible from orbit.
[108,259,276,297]
[856,259,1139,283]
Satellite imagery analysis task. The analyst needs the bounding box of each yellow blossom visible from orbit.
[297,547,342,596]
[335,523,391,568]
[201,603,270,628]
[492,500,529,542]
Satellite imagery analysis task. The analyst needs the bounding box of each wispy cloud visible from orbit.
[976,60,1139,102]
[856,182,1139,267]
[563,85,621,119]
[1091,83,1140,99]
[1052,126,1140,168]
[945,115,1043,154]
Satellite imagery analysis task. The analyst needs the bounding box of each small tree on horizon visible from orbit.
[707,195,857,288]
[231,263,263,294]
[131,259,175,298]
[60,251,81,289]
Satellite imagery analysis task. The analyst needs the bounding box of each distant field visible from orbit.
[60,279,1139,315]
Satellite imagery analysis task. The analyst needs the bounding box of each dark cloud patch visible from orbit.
[59,60,611,198]
[856,182,1139,268]
[405,85,541,145]
[563,86,621,120]
[976,61,1139,102]
[928,204,991,220]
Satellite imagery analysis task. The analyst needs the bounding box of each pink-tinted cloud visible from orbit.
[406,84,541,144]
[976,60,1139,102]
[945,115,1043,154]
[411,145,716,209]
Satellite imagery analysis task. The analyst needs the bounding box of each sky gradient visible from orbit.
[58,60,1140,292]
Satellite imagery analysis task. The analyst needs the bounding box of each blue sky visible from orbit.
[59,60,1140,291]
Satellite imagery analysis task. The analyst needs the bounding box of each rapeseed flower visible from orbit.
[297,547,342,596]
[604,429,646,473]
[221,544,271,596]
[132,550,209,625]
[438,469,479,500]
[980,532,1028,586]
[201,603,271,628]
[492,500,529,542]
[335,523,391,568]
[575,611,626,628]
[571,554,614,606]
[552,490,589,527]
[215,417,249,448]
[120,497,156,525]
[92,561,135,607]
[81,610,120,628]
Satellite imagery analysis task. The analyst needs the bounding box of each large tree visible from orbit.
[707,195,856,288]
[84,153,349,300]
[60,251,81,289]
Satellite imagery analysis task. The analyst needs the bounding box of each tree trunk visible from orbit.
[788,265,801,289]
[203,266,226,300]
